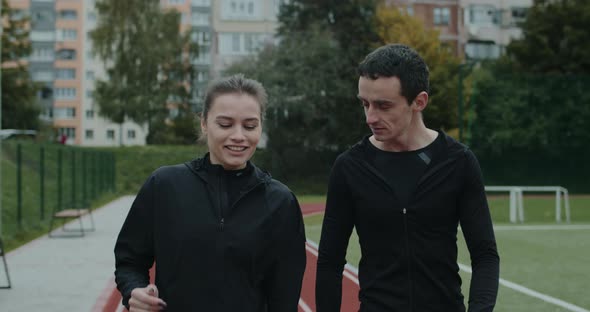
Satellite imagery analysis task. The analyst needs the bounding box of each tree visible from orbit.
[226,26,365,178]
[1,0,39,130]
[90,0,197,144]
[278,0,379,67]
[375,4,460,130]
[507,0,590,74]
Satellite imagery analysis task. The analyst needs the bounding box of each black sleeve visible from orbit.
[265,193,307,312]
[114,175,156,309]
[316,156,355,312]
[458,150,500,312]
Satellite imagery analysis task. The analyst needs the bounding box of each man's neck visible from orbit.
[370,125,438,152]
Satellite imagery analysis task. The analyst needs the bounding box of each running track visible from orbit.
[92,203,360,312]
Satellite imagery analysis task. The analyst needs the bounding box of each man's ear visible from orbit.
[412,91,429,112]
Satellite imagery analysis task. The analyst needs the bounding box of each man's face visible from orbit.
[358,76,417,149]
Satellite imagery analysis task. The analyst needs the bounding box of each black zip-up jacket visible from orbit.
[114,156,306,311]
[316,132,499,312]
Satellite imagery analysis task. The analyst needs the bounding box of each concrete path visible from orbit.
[0,196,134,312]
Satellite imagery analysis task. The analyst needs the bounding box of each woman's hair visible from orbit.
[202,74,267,122]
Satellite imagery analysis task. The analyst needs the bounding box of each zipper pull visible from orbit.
[220,218,225,231]
[402,208,407,214]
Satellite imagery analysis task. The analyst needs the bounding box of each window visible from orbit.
[32,70,54,82]
[11,9,28,21]
[58,29,77,41]
[85,129,94,139]
[57,127,76,139]
[466,41,501,59]
[86,90,94,98]
[468,5,500,25]
[232,33,240,52]
[31,47,54,61]
[86,71,95,80]
[406,5,414,16]
[192,0,211,6]
[54,88,77,100]
[40,87,53,99]
[57,49,76,60]
[127,130,136,139]
[106,129,115,140]
[53,107,76,119]
[433,7,450,26]
[56,68,76,80]
[31,31,55,41]
[33,10,54,24]
[191,12,209,25]
[86,110,95,119]
[169,0,185,4]
[87,12,97,22]
[222,0,261,20]
[511,7,527,26]
[59,10,77,20]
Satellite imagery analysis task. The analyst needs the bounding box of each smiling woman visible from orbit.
[113,74,306,312]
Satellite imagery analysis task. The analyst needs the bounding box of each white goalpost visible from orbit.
[485,186,571,223]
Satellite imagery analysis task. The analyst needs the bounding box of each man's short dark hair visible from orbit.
[358,44,429,104]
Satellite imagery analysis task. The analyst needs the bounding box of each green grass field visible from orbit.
[302,195,590,312]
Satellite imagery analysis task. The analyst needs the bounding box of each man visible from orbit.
[316,44,499,311]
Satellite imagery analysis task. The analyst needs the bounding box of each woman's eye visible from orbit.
[244,124,258,130]
[219,124,231,128]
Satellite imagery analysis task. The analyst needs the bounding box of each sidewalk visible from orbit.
[0,196,134,312]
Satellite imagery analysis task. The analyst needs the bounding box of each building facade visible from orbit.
[386,0,463,56]
[460,0,532,60]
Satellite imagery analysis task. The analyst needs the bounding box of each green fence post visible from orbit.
[112,153,116,192]
[40,146,45,220]
[71,150,76,208]
[82,152,87,207]
[57,149,62,212]
[16,144,22,228]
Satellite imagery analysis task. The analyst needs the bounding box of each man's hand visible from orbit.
[128,284,167,311]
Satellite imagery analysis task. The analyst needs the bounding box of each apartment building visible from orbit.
[386,0,463,56]
[7,0,148,146]
[211,0,284,77]
[461,0,532,60]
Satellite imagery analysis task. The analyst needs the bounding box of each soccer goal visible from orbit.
[484,185,571,223]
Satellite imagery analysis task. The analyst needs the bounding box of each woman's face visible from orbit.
[201,93,262,170]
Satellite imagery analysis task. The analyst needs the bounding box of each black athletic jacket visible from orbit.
[316,132,499,312]
[114,156,306,311]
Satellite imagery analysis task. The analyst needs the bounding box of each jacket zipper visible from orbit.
[403,207,413,311]
[218,174,224,231]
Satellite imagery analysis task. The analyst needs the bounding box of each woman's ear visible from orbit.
[200,115,207,134]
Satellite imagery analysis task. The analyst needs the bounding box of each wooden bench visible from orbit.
[49,207,95,238]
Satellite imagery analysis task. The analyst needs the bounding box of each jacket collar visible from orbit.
[185,153,271,185]
[351,130,467,165]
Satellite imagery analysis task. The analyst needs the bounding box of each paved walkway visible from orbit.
[0,196,360,312]
[0,196,133,312]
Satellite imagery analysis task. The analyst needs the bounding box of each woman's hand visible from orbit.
[128,284,167,311]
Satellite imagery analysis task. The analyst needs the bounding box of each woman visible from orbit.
[114,74,306,311]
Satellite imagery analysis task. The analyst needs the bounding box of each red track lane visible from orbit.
[96,203,360,311]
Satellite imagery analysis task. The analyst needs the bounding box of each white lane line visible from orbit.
[494,224,590,231]
[299,298,313,312]
[307,240,588,312]
[306,241,359,286]
[116,300,125,312]
[458,263,589,312]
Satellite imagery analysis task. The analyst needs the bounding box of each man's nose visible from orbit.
[365,105,378,125]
